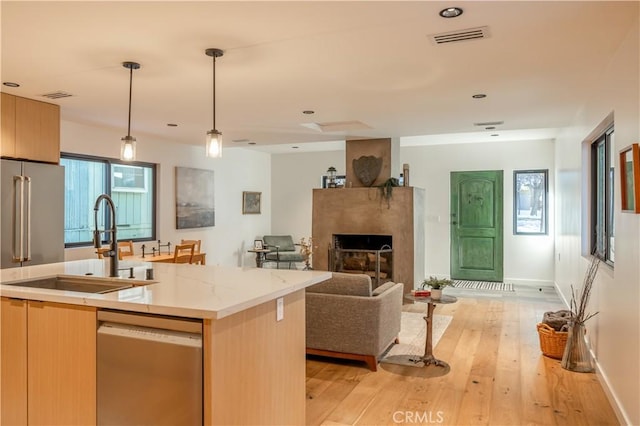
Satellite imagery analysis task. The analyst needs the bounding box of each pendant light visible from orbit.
[120,61,140,161]
[205,48,224,158]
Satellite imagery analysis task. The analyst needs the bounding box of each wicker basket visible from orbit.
[536,323,568,359]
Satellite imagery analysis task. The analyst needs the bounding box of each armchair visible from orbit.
[262,235,305,269]
[305,272,403,371]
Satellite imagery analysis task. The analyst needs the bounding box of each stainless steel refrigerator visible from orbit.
[1,159,64,269]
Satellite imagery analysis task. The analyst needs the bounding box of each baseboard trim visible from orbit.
[593,354,632,425]
[505,278,555,287]
[553,281,631,425]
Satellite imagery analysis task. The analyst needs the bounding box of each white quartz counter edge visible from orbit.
[0,259,332,320]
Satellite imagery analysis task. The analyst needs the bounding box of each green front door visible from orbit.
[450,170,503,281]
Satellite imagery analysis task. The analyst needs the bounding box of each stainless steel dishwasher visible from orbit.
[97,310,203,425]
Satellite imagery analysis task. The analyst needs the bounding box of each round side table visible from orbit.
[404,293,458,367]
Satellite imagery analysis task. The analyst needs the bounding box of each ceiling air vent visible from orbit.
[474,121,504,127]
[430,26,490,45]
[41,91,73,100]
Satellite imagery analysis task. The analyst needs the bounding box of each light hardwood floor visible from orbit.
[306,284,619,425]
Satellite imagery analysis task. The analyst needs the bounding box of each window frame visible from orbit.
[590,126,615,265]
[61,152,157,248]
[513,169,549,235]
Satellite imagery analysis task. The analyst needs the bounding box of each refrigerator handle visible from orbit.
[13,175,25,262]
[25,176,32,261]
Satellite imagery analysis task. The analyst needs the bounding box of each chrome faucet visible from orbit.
[93,194,119,277]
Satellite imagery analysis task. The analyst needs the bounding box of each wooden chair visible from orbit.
[96,247,111,259]
[181,239,201,254]
[181,239,205,265]
[117,241,135,260]
[172,243,195,264]
[190,252,206,265]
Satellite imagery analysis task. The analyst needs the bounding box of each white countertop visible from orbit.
[0,259,331,319]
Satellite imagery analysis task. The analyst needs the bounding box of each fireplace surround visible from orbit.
[312,186,424,293]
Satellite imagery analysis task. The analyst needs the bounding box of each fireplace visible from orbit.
[311,138,425,294]
[329,234,393,288]
[312,186,424,294]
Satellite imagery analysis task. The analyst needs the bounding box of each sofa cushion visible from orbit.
[372,281,397,296]
[306,272,372,297]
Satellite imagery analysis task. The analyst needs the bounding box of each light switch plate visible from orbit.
[276,297,284,321]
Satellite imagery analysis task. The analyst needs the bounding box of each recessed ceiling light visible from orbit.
[472,94,486,99]
[439,7,463,18]
[3,82,20,87]
[167,123,178,127]
[302,110,315,115]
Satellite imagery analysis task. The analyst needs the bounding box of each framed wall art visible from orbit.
[242,191,261,214]
[619,143,640,213]
[175,166,215,229]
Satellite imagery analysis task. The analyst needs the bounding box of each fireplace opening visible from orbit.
[330,234,393,288]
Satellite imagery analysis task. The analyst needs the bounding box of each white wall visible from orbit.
[271,140,555,285]
[270,150,345,241]
[61,121,271,268]
[554,15,639,425]
[402,140,555,285]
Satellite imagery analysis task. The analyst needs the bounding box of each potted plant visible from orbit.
[420,276,454,300]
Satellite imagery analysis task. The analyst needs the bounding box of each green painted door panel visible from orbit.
[450,171,503,281]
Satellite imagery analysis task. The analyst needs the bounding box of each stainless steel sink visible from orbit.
[3,276,134,294]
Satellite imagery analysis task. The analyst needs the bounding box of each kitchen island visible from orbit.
[0,259,331,425]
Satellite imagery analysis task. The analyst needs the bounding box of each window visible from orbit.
[61,153,156,246]
[591,126,615,264]
[514,170,548,235]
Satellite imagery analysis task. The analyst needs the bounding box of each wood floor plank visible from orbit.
[306,288,620,426]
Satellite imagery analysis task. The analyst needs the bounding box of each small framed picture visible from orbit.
[242,191,261,214]
[254,239,264,250]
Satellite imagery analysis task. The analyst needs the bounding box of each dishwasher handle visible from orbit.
[98,310,202,334]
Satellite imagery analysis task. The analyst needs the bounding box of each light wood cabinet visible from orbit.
[1,298,28,426]
[0,93,60,163]
[1,93,17,158]
[0,298,96,426]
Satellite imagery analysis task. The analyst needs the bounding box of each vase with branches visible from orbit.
[299,237,313,270]
[561,255,600,372]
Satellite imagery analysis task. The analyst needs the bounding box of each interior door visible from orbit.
[450,170,503,281]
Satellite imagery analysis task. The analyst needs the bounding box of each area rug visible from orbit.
[453,280,514,291]
[380,312,452,366]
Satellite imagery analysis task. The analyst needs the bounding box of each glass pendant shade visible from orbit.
[205,48,224,159]
[120,136,136,161]
[206,130,222,158]
[120,61,140,161]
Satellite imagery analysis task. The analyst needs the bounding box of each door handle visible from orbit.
[13,175,25,262]
[452,221,458,225]
[25,176,32,261]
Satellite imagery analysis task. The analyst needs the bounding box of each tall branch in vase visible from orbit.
[299,237,313,270]
[561,254,601,372]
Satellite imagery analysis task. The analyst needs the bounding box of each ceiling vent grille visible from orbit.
[41,91,73,99]
[474,120,504,127]
[430,26,490,45]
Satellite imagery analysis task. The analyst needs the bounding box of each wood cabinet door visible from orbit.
[14,96,60,163]
[0,297,28,426]
[1,93,17,158]
[27,301,96,426]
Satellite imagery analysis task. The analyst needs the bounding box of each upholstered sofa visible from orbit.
[305,272,403,371]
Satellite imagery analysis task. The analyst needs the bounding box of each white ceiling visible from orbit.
[1,1,637,153]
